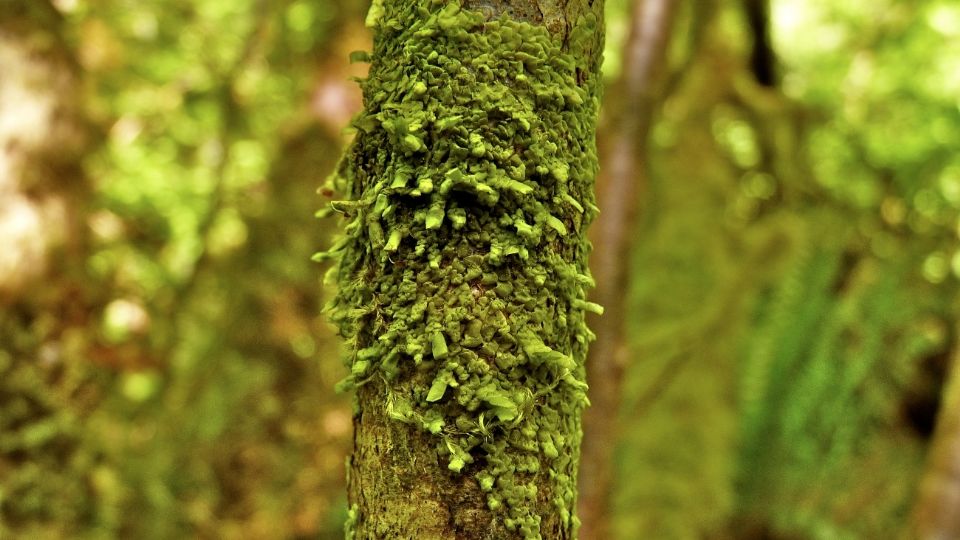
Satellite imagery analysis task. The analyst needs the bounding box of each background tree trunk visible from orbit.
[321,0,604,537]
[0,1,91,301]
[577,0,678,537]
[909,332,960,540]
[0,2,99,536]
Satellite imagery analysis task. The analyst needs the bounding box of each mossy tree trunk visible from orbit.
[319,0,604,538]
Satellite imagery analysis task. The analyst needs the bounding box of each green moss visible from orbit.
[319,0,602,537]
[344,504,359,539]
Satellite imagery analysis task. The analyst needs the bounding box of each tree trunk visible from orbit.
[908,335,960,540]
[0,1,90,302]
[319,0,604,537]
[0,2,97,536]
[577,0,678,537]
[743,0,776,88]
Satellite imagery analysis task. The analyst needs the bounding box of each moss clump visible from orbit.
[318,0,603,537]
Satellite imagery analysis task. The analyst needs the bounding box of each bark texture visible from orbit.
[577,1,678,537]
[319,0,604,538]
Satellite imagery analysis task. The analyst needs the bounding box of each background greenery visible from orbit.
[1,0,958,538]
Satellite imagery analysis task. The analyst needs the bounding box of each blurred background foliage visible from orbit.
[0,0,958,538]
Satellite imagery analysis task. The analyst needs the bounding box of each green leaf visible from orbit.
[349,50,371,63]
[431,331,448,359]
[562,193,584,212]
[518,329,575,370]
[449,455,466,473]
[478,473,495,491]
[351,359,369,376]
[545,214,567,235]
[386,395,413,423]
[582,301,603,314]
[491,406,517,422]
[477,386,518,421]
[541,439,559,459]
[384,229,402,251]
[502,179,533,195]
[445,440,473,473]
[426,375,449,402]
[422,412,445,433]
[402,133,424,152]
[425,203,445,229]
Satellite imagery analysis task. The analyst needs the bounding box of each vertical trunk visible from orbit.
[0,2,96,535]
[577,0,678,537]
[0,1,90,302]
[909,336,960,540]
[743,0,776,88]
[319,0,604,537]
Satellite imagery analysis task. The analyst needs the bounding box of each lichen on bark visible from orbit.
[317,0,603,537]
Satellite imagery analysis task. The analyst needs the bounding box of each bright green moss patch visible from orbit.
[319,0,602,537]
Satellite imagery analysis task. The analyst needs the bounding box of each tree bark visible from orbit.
[908,335,960,540]
[743,0,776,88]
[319,0,604,538]
[0,2,97,536]
[0,1,90,302]
[577,0,678,537]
